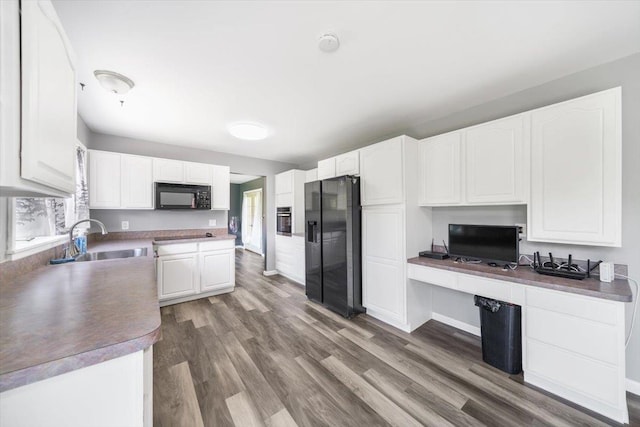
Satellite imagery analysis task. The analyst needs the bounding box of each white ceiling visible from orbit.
[53,1,640,165]
[230,173,262,184]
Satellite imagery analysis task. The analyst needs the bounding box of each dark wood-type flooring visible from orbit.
[154,249,640,427]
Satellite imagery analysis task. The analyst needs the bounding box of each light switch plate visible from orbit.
[121,221,129,230]
[209,219,216,226]
[515,223,527,238]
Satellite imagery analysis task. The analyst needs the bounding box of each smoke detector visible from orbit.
[318,33,340,53]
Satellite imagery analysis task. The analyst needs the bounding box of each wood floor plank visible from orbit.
[219,331,285,419]
[362,368,457,427]
[194,378,236,427]
[404,342,577,427]
[226,391,266,427]
[154,361,205,427]
[295,354,391,426]
[320,355,423,427]
[265,408,299,427]
[338,327,469,408]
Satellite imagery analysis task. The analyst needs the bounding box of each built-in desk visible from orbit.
[407,257,632,424]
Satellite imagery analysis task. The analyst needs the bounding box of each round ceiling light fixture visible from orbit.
[228,122,269,141]
[94,70,135,94]
[318,33,340,53]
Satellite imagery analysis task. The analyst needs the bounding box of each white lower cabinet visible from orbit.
[199,249,235,292]
[362,206,407,327]
[275,235,305,285]
[157,253,199,300]
[156,239,235,305]
[522,286,627,423]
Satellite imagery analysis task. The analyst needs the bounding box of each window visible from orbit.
[8,144,90,257]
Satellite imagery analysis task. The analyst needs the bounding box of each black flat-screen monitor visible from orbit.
[448,224,519,264]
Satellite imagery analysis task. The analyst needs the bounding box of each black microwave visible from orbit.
[155,182,211,210]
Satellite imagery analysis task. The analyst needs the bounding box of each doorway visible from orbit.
[242,188,263,255]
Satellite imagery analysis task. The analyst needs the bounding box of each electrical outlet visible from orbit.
[515,223,526,238]
[208,219,216,227]
[121,221,129,230]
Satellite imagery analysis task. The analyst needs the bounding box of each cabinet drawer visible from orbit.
[526,287,617,325]
[457,274,512,302]
[156,243,198,256]
[526,306,619,365]
[526,339,620,406]
[200,240,234,251]
[407,265,456,290]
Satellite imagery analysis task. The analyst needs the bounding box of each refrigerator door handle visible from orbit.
[307,221,318,243]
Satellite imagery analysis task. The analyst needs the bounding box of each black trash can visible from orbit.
[474,295,522,374]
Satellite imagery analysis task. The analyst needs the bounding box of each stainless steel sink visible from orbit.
[74,248,148,262]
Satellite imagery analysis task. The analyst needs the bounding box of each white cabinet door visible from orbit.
[418,132,461,206]
[317,158,336,180]
[200,249,235,292]
[89,150,121,208]
[153,158,184,183]
[157,253,199,300]
[211,164,230,210]
[20,0,76,195]
[362,206,406,325]
[184,162,213,185]
[360,137,404,206]
[121,155,153,209]
[335,150,360,176]
[275,170,293,194]
[465,114,527,204]
[529,87,621,247]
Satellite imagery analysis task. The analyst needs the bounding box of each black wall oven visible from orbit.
[155,182,211,210]
[277,207,292,236]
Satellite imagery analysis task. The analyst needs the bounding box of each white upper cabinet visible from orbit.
[184,161,213,185]
[153,158,184,183]
[335,150,360,176]
[418,132,461,206]
[89,151,121,209]
[529,87,621,247]
[275,170,294,194]
[211,165,230,210]
[464,114,528,204]
[360,136,405,206]
[19,0,77,195]
[305,168,318,183]
[317,158,336,180]
[121,155,153,209]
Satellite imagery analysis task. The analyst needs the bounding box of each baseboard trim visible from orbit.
[431,312,481,337]
[263,270,278,277]
[275,271,305,286]
[627,378,640,396]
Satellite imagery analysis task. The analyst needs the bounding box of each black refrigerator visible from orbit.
[305,175,364,318]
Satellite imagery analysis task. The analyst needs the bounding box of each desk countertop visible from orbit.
[407,256,632,302]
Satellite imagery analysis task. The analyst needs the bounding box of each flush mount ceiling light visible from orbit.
[318,33,340,53]
[94,70,135,94]
[228,122,269,141]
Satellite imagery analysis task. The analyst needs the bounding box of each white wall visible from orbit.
[86,131,296,271]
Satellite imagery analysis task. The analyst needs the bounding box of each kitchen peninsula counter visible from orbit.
[0,239,160,392]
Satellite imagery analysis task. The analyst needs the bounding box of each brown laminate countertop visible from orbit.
[0,239,161,392]
[152,234,236,245]
[407,256,633,302]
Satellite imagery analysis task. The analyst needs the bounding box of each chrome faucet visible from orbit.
[67,219,108,258]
